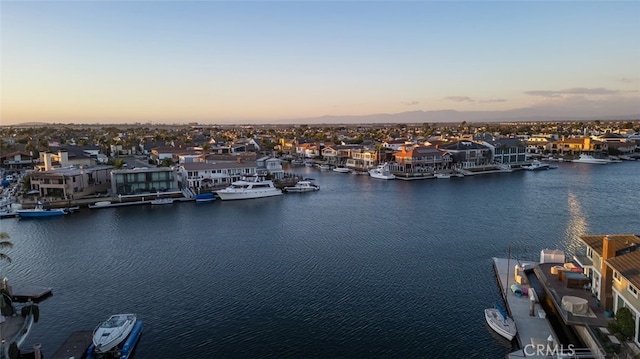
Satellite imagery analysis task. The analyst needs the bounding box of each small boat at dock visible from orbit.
[16,202,67,218]
[485,304,517,341]
[283,179,320,193]
[195,193,216,203]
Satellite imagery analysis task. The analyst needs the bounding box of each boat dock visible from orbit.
[51,330,93,359]
[11,285,53,302]
[492,257,558,358]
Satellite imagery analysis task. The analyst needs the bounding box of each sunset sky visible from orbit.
[2,1,639,125]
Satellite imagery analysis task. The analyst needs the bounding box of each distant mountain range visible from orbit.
[287,109,640,125]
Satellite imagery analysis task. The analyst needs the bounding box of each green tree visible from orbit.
[615,307,636,339]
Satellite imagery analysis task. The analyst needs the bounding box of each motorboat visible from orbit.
[92,313,137,353]
[216,175,282,201]
[16,202,66,217]
[485,305,517,341]
[150,198,174,205]
[572,154,609,164]
[283,180,320,193]
[522,160,550,171]
[434,173,451,179]
[318,164,333,171]
[195,193,216,203]
[369,163,396,180]
[332,166,351,173]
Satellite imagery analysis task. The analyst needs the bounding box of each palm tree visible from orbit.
[0,232,13,264]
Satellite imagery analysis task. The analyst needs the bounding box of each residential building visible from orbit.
[178,161,257,189]
[111,167,179,196]
[256,156,283,179]
[29,165,112,199]
[439,141,492,168]
[393,145,452,172]
[1,150,37,171]
[37,149,96,171]
[574,234,640,349]
[546,136,605,155]
[481,138,527,164]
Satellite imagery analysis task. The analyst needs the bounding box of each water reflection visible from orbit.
[563,191,588,256]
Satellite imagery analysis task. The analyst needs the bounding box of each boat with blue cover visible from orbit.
[16,202,66,218]
[485,304,517,341]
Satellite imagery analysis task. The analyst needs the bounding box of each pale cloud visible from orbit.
[618,77,638,83]
[527,95,640,117]
[524,87,620,97]
[480,98,507,103]
[402,101,420,106]
[444,96,474,102]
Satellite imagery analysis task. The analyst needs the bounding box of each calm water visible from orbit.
[2,161,639,358]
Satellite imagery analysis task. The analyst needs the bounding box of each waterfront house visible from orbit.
[345,148,378,170]
[546,136,605,156]
[111,167,179,196]
[37,149,96,171]
[256,156,284,179]
[393,145,452,173]
[382,139,412,151]
[480,138,527,165]
[573,234,640,349]
[439,141,492,169]
[178,161,258,190]
[606,250,640,348]
[29,165,112,199]
[321,145,363,166]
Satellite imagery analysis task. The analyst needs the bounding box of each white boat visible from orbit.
[283,180,320,193]
[572,154,609,164]
[522,160,550,171]
[150,198,174,205]
[93,313,137,353]
[16,202,67,217]
[485,305,517,341]
[332,166,351,173]
[434,173,451,179]
[369,163,396,180]
[318,164,333,170]
[216,175,283,201]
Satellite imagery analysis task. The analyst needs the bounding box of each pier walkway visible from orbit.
[493,257,558,358]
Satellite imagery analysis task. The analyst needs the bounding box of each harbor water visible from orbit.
[2,161,639,358]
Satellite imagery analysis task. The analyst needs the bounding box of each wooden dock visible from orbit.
[11,285,53,302]
[51,330,92,359]
[492,257,558,358]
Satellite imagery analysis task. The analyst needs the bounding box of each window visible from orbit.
[614,271,621,283]
[629,284,639,298]
[587,247,593,259]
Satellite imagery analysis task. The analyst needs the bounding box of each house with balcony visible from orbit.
[546,136,605,156]
[480,138,527,165]
[178,161,257,190]
[574,234,640,349]
[439,141,492,169]
[256,156,283,179]
[345,148,378,170]
[29,165,112,200]
[393,145,452,173]
[37,149,96,171]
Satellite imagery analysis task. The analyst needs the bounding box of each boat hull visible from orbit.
[93,314,137,354]
[485,308,516,341]
[216,190,282,201]
[16,209,66,217]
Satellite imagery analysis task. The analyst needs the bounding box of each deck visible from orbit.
[11,285,53,302]
[493,257,558,352]
[51,330,92,359]
[535,263,611,327]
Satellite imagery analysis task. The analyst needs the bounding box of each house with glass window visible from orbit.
[574,234,640,349]
[110,167,179,196]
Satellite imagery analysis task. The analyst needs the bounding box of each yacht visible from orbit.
[93,313,137,353]
[283,180,320,193]
[216,175,283,201]
[332,166,351,173]
[572,154,609,164]
[522,160,550,171]
[369,163,396,180]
